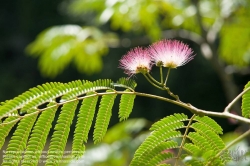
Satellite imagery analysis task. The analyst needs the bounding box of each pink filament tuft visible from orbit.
[148,39,195,68]
[119,47,152,76]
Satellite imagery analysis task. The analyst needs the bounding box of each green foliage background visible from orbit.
[0,0,250,165]
[26,0,250,77]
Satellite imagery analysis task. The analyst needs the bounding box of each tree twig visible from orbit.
[224,87,250,113]
[2,90,250,125]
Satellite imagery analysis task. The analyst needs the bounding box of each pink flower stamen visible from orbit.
[148,39,195,68]
[119,47,152,77]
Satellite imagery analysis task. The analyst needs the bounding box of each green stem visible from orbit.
[143,74,164,90]
[147,70,179,101]
[160,66,163,84]
[146,73,161,86]
[164,68,171,86]
[224,87,250,113]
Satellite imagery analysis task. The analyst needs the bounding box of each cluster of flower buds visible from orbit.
[119,39,195,77]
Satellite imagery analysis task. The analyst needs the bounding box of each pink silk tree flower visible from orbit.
[119,47,152,77]
[148,39,195,68]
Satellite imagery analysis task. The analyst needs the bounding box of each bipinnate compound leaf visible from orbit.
[130,114,230,166]
[0,78,138,165]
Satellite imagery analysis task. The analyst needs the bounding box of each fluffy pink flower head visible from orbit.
[119,47,152,77]
[148,39,195,68]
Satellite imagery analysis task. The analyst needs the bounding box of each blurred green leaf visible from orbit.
[67,0,162,40]
[26,25,118,78]
[27,0,250,78]
[219,7,250,66]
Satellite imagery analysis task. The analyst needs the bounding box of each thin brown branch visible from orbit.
[224,87,250,113]
[2,90,250,126]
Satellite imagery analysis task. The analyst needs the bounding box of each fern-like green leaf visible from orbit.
[93,90,117,144]
[114,77,137,90]
[202,150,217,161]
[191,122,225,153]
[194,116,223,134]
[187,132,213,152]
[2,109,38,166]
[21,82,78,112]
[0,78,135,120]
[131,113,229,166]
[150,113,188,131]
[59,80,87,100]
[0,82,63,119]
[131,114,186,166]
[183,143,202,156]
[0,116,19,149]
[131,130,181,166]
[0,80,99,118]
[72,92,98,158]
[61,79,113,100]
[22,102,58,166]
[93,79,114,89]
[143,141,177,166]
[242,81,250,118]
[187,122,230,164]
[46,100,79,166]
[119,89,136,121]
[0,78,137,165]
